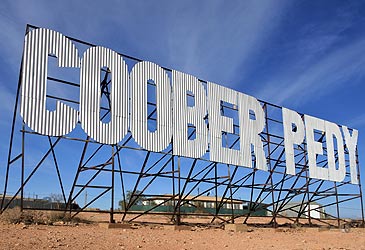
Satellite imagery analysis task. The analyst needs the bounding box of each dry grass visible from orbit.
[0,207,91,225]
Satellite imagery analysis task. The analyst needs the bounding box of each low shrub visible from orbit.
[0,207,91,225]
[0,206,23,224]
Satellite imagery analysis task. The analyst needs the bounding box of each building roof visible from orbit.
[146,194,244,204]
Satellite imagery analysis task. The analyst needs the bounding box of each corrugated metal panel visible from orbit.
[207,82,240,165]
[342,126,359,184]
[304,115,328,180]
[325,121,345,182]
[282,108,305,175]
[80,46,129,144]
[172,70,208,158]
[238,92,267,170]
[130,61,172,152]
[20,28,80,136]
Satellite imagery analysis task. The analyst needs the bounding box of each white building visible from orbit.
[143,194,246,210]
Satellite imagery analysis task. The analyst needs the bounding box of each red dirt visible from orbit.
[0,221,364,250]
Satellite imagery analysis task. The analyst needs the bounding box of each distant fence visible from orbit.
[126,205,267,216]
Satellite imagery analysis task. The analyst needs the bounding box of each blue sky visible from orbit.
[1,0,365,218]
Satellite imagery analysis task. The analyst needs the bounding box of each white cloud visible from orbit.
[164,0,290,85]
[256,37,365,107]
[346,113,365,129]
[253,4,365,108]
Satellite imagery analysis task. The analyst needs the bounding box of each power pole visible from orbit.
[84,191,87,207]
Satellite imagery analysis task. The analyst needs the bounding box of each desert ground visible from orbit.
[0,212,364,250]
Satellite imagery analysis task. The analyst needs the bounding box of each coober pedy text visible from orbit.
[20,28,359,184]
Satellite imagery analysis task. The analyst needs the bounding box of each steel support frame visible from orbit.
[1,24,364,228]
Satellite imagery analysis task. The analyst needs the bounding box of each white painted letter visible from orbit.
[342,126,359,184]
[21,28,79,136]
[208,82,240,165]
[282,108,305,175]
[325,121,346,182]
[305,115,328,180]
[80,46,129,144]
[238,92,267,170]
[172,71,208,158]
[130,61,172,152]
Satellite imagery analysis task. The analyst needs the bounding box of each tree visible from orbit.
[119,190,146,210]
[50,193,64,203]
[49,193,65,209]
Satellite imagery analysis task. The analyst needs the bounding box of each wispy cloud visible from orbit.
[257,37,365,107]
[0,8,25,74]
[164,0,290,85]
[1,0,291,87]
[346,113,365,129]
[254,4,365,108]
